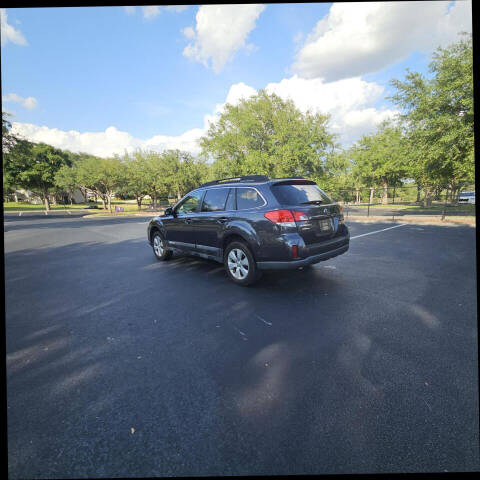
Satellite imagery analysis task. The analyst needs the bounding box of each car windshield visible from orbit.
[271,182,333,205]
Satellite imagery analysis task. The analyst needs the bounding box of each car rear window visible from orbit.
[236,188,264,210]
[271,182,333,205]
[201,187,230,212]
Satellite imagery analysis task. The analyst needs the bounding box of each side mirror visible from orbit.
[164,206,173,216]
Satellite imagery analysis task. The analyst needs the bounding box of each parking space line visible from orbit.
[350,223,407,239]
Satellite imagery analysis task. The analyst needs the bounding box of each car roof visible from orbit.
[194,177,315,190]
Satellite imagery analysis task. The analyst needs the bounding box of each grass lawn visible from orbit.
[3,202,95,211]
[3,200,165,212]
[402,203,475,213]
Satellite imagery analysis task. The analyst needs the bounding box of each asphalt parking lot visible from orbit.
[5,215,479,477]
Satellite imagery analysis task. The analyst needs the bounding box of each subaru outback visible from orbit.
[147,175,349,285]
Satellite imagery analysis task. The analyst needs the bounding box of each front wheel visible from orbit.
[224,241,261,286]
[152,231,172,261]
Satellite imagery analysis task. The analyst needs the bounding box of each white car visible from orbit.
[458,191,475,204]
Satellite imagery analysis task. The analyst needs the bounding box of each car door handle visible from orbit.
[217,217,228,223]
[184,218,192,224]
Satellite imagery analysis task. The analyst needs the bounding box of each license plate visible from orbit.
[318,218,331,231]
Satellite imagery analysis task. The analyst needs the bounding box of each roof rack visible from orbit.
[271,176,306,180]
[199,175,270,188]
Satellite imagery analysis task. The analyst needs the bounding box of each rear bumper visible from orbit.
[257,242,349,270]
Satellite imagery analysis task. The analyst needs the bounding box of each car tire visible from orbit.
[152,231,172,261]
[224,241,261,286]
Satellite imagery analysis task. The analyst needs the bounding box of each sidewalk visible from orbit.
[346,215,475,226]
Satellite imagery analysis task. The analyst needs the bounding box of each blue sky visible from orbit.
[1,2,472,156]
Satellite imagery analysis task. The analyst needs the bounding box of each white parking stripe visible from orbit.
[350,223,407,239]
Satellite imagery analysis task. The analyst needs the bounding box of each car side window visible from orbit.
[176,191,204,214]
[237,188,264,210]
[201,188,230,212]
[225,188,236,211]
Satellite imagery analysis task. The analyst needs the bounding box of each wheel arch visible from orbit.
[149,220,165,243]
[222,230,258,260]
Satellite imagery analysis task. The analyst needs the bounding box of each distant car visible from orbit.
[147,175,349,286]
[458,191,475,204]
[86,205,99,209]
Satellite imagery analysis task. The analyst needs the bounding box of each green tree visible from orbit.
[348,121,408,204]
[3,141,70,210]
[389,33,473,206]
[159,149,209,199]
[144,151,171,206]
[118,151,151,209]
[200,90,335,180]
[2,111,20,152]
[75,155,125,212]
[2,112,24,200]
[320,149,358,202]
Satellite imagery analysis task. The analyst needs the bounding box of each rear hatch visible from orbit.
[270,180,342,245]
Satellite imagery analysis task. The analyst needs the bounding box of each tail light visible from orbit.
[292,210,308,221]
[264,209,295,227]
[292,245,299,259]
[264,209,308,227]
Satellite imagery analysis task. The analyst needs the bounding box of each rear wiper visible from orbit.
[300,200,325,205]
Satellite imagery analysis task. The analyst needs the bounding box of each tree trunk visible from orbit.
[392,185,396,205]
[14,192,18,203]
[423,186,433,207]
[416,185,421,203]
[43,195,50,211]
[382,181,388,204]
[452,187,459,203]
[153,191,157,209]
[51,195,57,205]
[177,190,181,200]
[137,197,143,210]
[369,187,375,205]
[355,189,360,204]
[100,195,106,210]
[107,195,112,213]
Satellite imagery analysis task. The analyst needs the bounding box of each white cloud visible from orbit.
[202,77,398,145]
[182,4,266,73]
[23,97,38,110]
[202,82,258,131]
[2,93,38,110]
[264,75,399,144]
[1,8,27,46]
[165,6,189,13]
[293,1,472,81]
[125,5,187,19]
[9,74,400,157]
[201,77,397,145]
[142,6,161,19]
[10,123,204,158]
[143,128,204,154]
[182,26,195,40]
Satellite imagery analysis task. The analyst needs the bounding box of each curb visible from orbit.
[82,212,163,218]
